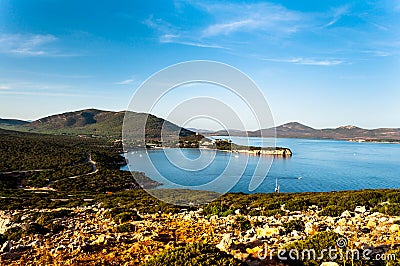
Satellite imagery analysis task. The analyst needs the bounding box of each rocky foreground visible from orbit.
[0,204,399,265]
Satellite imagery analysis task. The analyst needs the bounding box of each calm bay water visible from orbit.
[122,137,400,193]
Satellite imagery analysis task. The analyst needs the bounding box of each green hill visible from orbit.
[23,109,125,136]
[0,109,199,140]
[0,118,30,126]
[0,118,30,131]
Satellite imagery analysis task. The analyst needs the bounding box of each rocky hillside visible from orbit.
[0,196,399,265]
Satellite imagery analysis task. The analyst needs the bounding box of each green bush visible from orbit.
[283,219,305,233]
[113,211,141,224]
[386,192,400,204]
[143,243,243,266]
[202,202,234,217]
[285,199,311,211]
[116,223,136,233]
[47,223,65,233]
[319,205,346,217]
[36,210,72,226]
[25,222,50,235]
[236,216,251,231]
[3,226,24,241]
[376,204,400,216]
[252,209,284,217]
[3,222,51,242]
[0,234,6,245]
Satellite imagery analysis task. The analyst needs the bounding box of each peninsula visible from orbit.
[208,139,292,157]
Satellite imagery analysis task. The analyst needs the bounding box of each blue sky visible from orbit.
[0,0,399,129]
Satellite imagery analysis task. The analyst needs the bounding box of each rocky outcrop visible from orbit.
[0,204,398,265]
[0,211,11,234]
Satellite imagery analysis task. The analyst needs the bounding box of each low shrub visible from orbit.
[24,222,50,235]
[236,216,251,231]
[283,219,305,233]
[319,205,346,217]
[116,223,136,233]
[47,223,65,233]
[285,199,311,211]
[0,234,6,245]
[202,202,234,217]
[113,211,141,224]
[372,203,400,216]
[3,226,24,241]
[144,242,243,266]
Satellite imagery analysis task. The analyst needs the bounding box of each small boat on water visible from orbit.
[274,178,280,193]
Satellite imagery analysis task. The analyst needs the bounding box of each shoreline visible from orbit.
[348,139,400,144]
[207,147,292,157]
[124,146,293,156]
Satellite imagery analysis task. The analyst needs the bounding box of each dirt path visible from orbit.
[66,152,98,179]
[0,169,49,175]
[53,152,99,187]
[24,152,98,190]
[87,152,97,174]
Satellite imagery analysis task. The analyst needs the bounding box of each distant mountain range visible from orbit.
[0,110,399,141]
[195,122,400,141]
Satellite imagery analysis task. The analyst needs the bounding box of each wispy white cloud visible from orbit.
[143,16,174,36]
[0,33,79,57]
[144,16,224,49]
[370,22,389,31]
[200,2,303,37]
[13,70,94,79]
[0,33,56,56]
[203,19,258,36]
[115,79,136,85]
[0,81,72,91]
[297,59,344,66]
[145,1,398,63]
[144,2,303,48]
[159,34,223,48]
[323,5,351,28]
[159,34,180,43]
[361,50,392,57]
[0,80,78,96]
[0,80,107,98]
[263,57,344,66]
